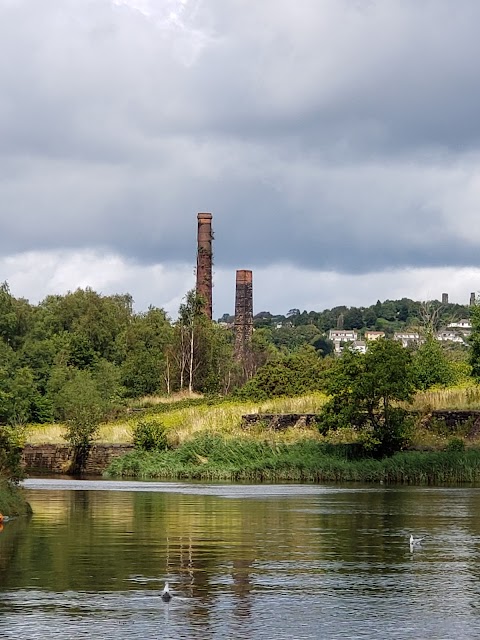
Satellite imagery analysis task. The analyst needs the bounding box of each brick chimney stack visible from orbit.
[234,270,254,372]
[196,212,213,319]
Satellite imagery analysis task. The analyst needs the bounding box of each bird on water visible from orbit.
[161,582,172,602]
[409,534,423,551]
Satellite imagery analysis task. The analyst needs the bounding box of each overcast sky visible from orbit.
[1,0,480,318]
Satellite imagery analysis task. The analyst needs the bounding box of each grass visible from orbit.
[408,384,480,412]
[0,479,32,517]
[105,433,480,485]
[25,392,328,446]
[22,386,480,485]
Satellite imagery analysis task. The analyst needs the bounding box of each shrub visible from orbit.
[445,437,466,452]
[132,419,168,451]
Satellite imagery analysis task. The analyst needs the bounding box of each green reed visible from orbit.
[105,434,480,485]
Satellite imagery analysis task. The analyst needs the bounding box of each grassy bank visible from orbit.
[0,479,32,517]
[25,393,328,446]
[105,433,480,485]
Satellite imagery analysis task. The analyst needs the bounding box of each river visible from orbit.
[1,479,480,639]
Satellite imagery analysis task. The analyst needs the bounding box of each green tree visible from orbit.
[237,345,327,400]
[121,307,173,397]
[469,300,480,381]
[319,339,415,456]
[55,370,106,473]
[413,333,455,389]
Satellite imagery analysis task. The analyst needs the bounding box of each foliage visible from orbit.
[318,339,416,456]
[235,346,328,401]
[412,334,456,390]
[0,478,32,516]
[106,433,480,485]
[0,424,26,482]
[469,300,480,382]
[0,279,475,430]
[55,370,107,473]
[445,437,466,452]
[132,419,168,451]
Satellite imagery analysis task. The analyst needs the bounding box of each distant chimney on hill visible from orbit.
[442,293,449,304]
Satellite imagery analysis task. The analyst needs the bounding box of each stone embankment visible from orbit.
[22,444,134,475]
[242,410,480,434]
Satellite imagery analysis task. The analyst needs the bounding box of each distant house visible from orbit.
[447,319,471,336]
[352,340,367,354]
[393,332,421,347]
[436,330,465,344]
[364,331,385,341]
[328,329,358,354]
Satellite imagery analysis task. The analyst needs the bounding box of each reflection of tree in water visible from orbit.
[232,558,253,618]
[0,519,31,589]
[70,489,91,518]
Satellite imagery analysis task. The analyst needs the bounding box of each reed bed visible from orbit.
[105,434,480,485]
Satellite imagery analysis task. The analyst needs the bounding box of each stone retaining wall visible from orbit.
[428,410,480,435]
[22,444,134,475]
[242,410,480,434]
[241,414,321,430]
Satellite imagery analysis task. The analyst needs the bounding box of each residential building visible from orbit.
[393,332,421,347]
[364,331,385,341]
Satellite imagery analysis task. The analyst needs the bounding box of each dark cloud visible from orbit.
[1,0,480,305]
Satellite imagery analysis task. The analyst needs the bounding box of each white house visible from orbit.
[364,331,385,341]
[436,330,465,344]
[328,329,358,353]
[393,332,421,347]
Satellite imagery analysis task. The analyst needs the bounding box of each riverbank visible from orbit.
[0,479,32,517]
[105,434,480,484]
[23,387,480,484]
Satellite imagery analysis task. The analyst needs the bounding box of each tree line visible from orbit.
[0,283,475,429]
[1,281,479,476]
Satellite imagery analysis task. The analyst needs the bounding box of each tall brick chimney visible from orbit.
[196,212,213,319]
[234,270,254,373]
[442,293,449,304]
[471,292,477,306]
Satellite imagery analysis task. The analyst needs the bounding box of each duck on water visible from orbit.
[161,582,172,602]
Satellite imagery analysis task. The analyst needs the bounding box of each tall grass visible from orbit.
[26,393,328,446]
[105,434,480,485]
[25,386,480,449]
[409,385,480,411]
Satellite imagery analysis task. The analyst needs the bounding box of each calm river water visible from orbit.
[1,479,480,639]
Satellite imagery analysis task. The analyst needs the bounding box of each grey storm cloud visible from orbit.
[1,0,480,279]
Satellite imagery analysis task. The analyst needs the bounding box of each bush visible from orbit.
[132,419,168,451]
[445,437,466,452]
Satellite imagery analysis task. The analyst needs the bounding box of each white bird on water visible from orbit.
[161,582,172,602]
[409,534,424,550]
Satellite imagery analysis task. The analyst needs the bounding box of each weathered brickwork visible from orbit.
[22,444,134,475]
[196,212,213,319]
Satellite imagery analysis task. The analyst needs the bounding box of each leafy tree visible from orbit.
[319,339,415,456]
[121,307,173,397]
[343,307,364,330]
[236,345,327,400]
[412,333,455,390]
[55,370,106,473]
[469,300,480,381]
